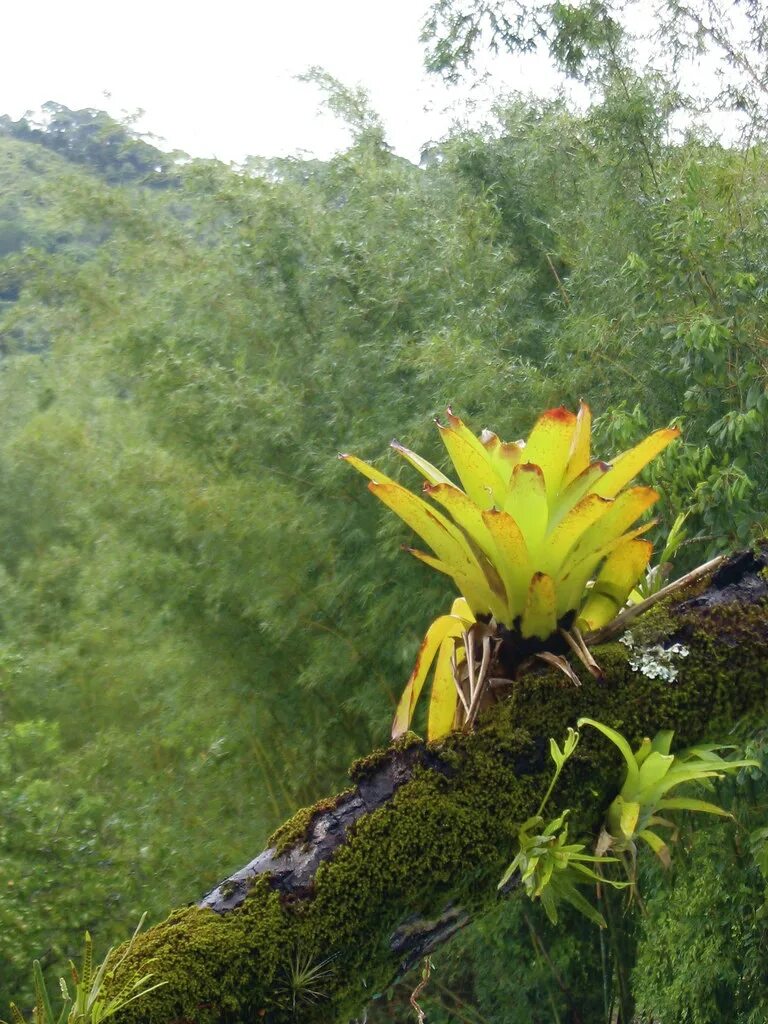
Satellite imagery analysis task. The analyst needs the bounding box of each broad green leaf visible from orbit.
[656,796,732,817]
[578,717,640,792]
[634,737,653,767]
[550,736,566,770]
[632,750,674,799]
[650,730,675,756]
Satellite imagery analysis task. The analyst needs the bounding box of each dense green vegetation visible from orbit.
[3,3,768,1015]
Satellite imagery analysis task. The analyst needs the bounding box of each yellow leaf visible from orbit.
[539,492,613,575]
[576,538,653,631]
[549,459,611,528]
[619,798,641,839]
[390,440,453,486]
[521,572,557,640]
[571,486,659,564]
[555,521,655,616]
[503,463,549,553]
[639,828,671,867]
[368,481,477,573]
[423,482,499,562]
[523,406,578,499]
[392,615,467,738]
[437,416,507,508]
[564,400,592,485]
[427,635,461,740]
[482,508,533,616]
[339,452,399,486]
[449,596,474,620]
[592,427,680,498]
[480,429,524,478]
[405,546,506,620]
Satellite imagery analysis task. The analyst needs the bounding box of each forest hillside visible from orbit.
[2,9,768,1018]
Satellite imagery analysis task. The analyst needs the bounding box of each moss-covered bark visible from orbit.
[111,548,768,1024]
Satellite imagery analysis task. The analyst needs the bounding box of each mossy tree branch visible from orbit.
[112,547,768,1024]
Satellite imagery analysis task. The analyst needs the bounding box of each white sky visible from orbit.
[0,0,566,164]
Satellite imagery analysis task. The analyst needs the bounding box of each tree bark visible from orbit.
[112,546,768,1024]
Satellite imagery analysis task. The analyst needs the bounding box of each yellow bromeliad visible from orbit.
[341,403,679,740]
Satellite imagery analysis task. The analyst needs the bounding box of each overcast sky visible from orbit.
[0,0,565,164]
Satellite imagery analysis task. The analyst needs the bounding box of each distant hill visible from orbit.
[0,102,183,187]
[0,103,186,312]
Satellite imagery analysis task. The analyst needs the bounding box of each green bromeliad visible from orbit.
[341,403,679,740]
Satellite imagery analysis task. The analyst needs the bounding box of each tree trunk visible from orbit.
[112,546,768,1024]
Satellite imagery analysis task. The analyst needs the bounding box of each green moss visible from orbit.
[268,789,355,854]
[623,599,677,647]
[348,731,422,783]
[109,877,291,1024]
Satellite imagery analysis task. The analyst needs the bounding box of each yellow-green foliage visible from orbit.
[343,402,679,739]
[578,718,759,867]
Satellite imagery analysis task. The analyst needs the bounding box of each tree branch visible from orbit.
[112,544,768,1024]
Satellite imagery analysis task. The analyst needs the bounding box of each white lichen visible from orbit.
[619,630,689,682]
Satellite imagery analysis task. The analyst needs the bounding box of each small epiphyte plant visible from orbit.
[618,631,690,682]
[276,950,336,1014]
[341,403,679,739]
[631,510,689,601]
[3,917,165,1024]
[499,728,626,927]
[578,718,760,870]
